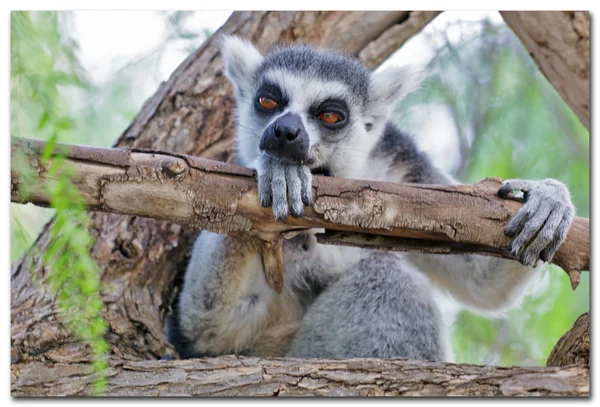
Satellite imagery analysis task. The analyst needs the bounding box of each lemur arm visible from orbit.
[175,231,301,358]
[405,252,537,312]
[400,164,574,312]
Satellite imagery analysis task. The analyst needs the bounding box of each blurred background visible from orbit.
[11,11,589,367]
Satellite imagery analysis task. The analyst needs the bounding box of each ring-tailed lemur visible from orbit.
[167,36,575,361]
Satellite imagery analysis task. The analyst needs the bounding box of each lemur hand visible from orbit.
[256,154,313,220]
[498,179,574,267]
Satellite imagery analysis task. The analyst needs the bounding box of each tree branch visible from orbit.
[11,356,589,396]
[12,137,590,290]
[546,313,589,367]
[500,11,589,130]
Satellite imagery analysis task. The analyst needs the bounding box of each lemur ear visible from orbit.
[221,35,264,98]
[368,65,420,117]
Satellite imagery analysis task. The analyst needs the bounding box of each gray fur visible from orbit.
[172,37,576,362]
[287,252,446,360]
[371,122,453,184]
[499,178,574,265]
[257,44,371,103]
[256,154,312,219]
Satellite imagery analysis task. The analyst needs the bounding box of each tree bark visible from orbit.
[546,313,589,367]
[12,137,590,291]
[500,11,590,130]
[11,356,589,397]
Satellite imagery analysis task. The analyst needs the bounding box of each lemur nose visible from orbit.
[274,122,300,141]
[260,113,310,164]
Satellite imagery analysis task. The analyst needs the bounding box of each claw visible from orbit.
[290,205,304,218]
[260,193,273,208]
[519,250,537,268]
[274,210,288,221]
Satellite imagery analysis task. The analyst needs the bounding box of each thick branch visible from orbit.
[501,11,589,130]
[12,138,590,289]
[546,313,589,367]
[11,356,589,396]
[358,11,441,67]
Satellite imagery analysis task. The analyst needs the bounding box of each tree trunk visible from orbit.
[500,11,590,130]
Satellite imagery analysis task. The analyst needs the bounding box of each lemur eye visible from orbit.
[258,97,278,109]
[319,112,341,124]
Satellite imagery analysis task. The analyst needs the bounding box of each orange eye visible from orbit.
[258,97,277,109]
[319,112,341,124]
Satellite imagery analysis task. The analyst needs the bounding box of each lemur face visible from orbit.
[249,67,368,175]
[221,36,418,178]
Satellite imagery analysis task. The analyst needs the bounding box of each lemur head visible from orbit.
[221,36,418,178]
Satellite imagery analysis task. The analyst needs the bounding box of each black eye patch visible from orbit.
[309,98,348,117]
[310,98,349,129]
[254,82,287,115]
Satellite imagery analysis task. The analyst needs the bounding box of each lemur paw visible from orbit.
[256,154,312,220]
[498,179,574,267]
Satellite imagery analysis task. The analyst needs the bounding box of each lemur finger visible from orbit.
[270,163,288,220]
[286,166,304,218]
[504,208,529,239]
[504,193,542,238]
[509,199,552,257]
[257,157,273,207]
[519,208,563,267]
[298,165,313,206]
[539,210,573,263]
[498,179,537,197]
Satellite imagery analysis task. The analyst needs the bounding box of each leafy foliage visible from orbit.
[11,11,108,394]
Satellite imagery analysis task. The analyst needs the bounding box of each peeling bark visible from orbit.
[501,11,590,130]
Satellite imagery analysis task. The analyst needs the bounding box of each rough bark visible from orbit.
[12,137,590,290]
[546,313,589,367]
[500,11,590,130]
[11,356,589,397]
[12,11,457,395]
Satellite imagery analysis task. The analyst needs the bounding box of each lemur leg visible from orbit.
[287,252,449,361]
[174,231,302,358]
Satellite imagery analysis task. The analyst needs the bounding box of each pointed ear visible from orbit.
[367,65,421,119]
[220,35,264,99]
